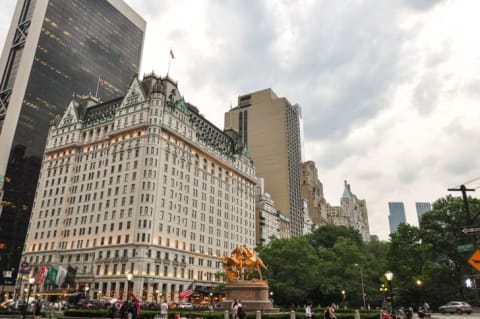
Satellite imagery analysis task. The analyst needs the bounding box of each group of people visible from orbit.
[381,301,430,319]
[110,298,140,319]
[417,301,431,318]
[230,299,246,319]
[305,303,338,319]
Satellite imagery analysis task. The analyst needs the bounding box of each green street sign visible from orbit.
[458,244,474,253]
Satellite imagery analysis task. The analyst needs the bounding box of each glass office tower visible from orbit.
[388,202,407,234]
[0,0,145,286]
[416,202,432,224]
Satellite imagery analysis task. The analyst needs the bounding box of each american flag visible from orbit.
[178,282,193,299]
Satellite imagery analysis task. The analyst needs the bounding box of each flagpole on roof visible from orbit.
[167,49,174,76]
[95,76,101,97]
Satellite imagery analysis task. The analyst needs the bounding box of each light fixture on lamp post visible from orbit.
[127,273,134,300]
[379,284,388,307]
[354,263,366,309]
[341,290,346,308]
[385,271,395,319]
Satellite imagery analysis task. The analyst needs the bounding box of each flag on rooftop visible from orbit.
[170,49,175,59]
[179,282,194,299]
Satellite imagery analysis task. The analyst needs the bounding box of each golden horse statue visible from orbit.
[221,244,268,282]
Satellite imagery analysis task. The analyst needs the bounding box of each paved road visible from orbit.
[431,313,478,319]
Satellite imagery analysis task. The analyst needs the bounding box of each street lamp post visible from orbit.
[26,277,34,304]
[355,264,366,309]
[127,273,133,300]
[385,271,395,319]
[379,284,388,307]
[341,290,346,308]
[416,280,423,307]
[85,286,90,301]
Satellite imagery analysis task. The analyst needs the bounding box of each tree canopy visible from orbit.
[255,195,480,309]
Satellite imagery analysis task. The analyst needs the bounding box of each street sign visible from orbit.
[458,244,474,253]
[468,249,480,272]
[463,227,480,234]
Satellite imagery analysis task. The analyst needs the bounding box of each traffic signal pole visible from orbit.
[448,185,477,249]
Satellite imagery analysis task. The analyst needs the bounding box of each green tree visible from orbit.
[419,195,480,307]
[309,225,363,249]
[258,237,321,306]
[364,240,390,308]
[385,223,432,308]
[308,226,382,308]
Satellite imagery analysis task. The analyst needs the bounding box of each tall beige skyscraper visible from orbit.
[224,89,304,236]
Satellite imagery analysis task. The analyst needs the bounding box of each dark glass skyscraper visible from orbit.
[0,0,145,284]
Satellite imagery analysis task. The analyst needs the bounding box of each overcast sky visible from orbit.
[2,1,479,240]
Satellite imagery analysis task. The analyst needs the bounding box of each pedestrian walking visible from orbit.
[160,298,168,319]
[328,303,337,319]
[231,299,238,319]
[119,301,128,319]
[306,304,313,319]
[237,300,245,319]
[33,300,42,319]
[108,303,116,319]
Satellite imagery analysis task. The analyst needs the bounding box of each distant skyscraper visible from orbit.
[325,180,370,241]
[0,0,145,279]
[224,89,304,237]
[300,161,328,225]
[340,181,370,241]
[388,202,407,233]
[416,202,432,225]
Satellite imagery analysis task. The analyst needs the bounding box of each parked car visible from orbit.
[439,301,472,314]
[178,302,194,309]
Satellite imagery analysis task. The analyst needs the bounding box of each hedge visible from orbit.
[62,309,381,319]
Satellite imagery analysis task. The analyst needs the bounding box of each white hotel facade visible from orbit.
[21,74,257,302]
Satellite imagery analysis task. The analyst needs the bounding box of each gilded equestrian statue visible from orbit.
[221,244,268,282]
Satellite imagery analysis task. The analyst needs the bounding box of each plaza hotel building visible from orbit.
[21,74,256,302]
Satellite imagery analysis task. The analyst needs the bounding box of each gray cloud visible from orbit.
[2,0,476,240]
[400,0,445,11]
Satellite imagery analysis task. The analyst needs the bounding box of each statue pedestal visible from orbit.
[221,280,278,313]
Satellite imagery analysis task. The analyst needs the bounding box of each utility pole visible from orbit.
[448,185,476,249]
